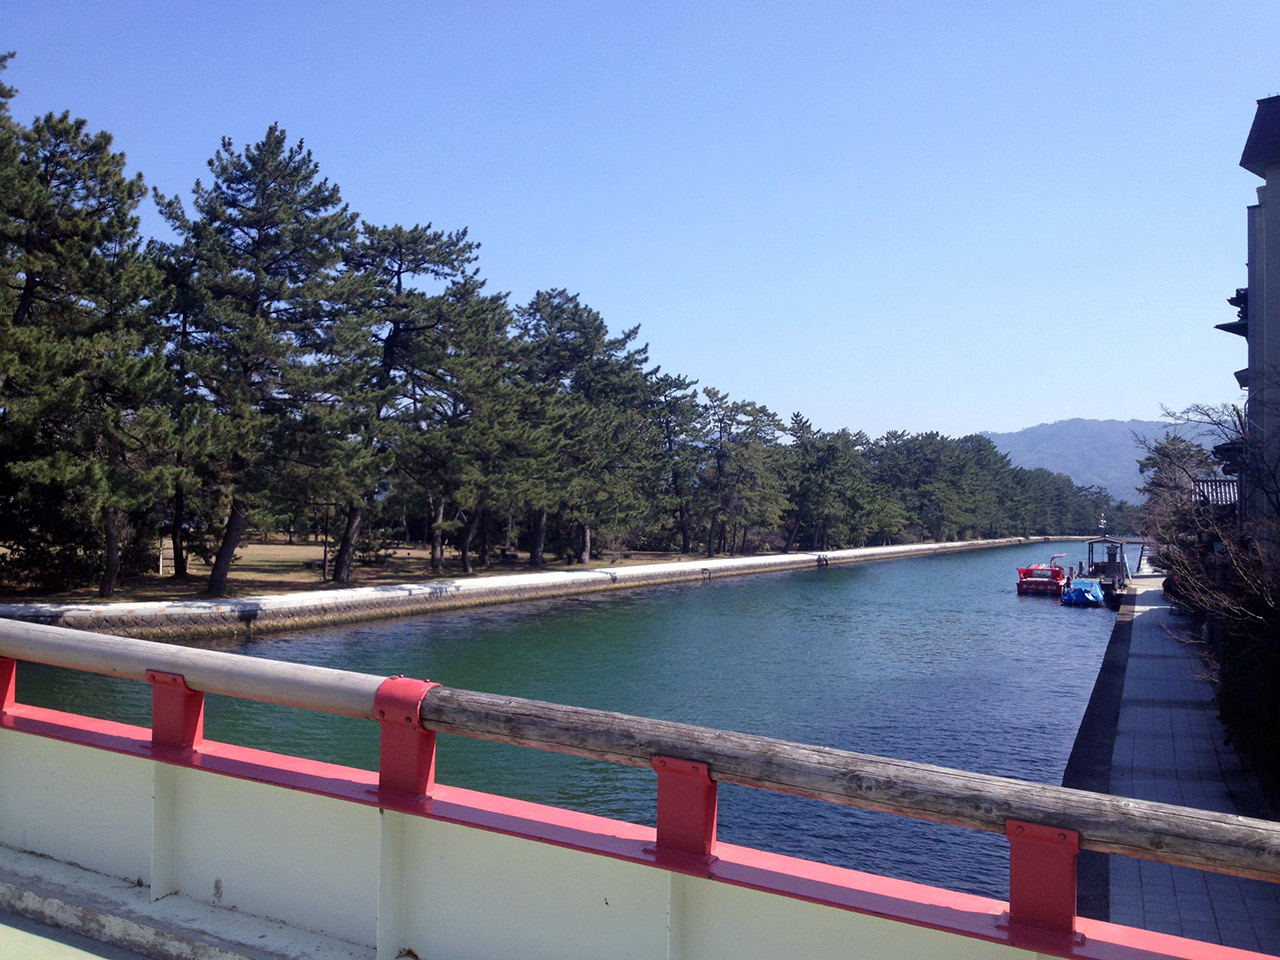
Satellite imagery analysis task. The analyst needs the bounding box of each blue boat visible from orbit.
[1061,578,1105,606]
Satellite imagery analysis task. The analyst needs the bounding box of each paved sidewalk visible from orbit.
[1106,575,1280,952]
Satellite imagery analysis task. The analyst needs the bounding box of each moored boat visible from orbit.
[1061,578,1105,606]
[1016,553,1069,595]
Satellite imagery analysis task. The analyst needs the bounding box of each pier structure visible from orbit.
[1,617,1277,960]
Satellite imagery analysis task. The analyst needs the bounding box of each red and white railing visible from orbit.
[0,618,1275,960]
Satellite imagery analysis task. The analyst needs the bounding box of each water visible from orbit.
[15,541,1121,899]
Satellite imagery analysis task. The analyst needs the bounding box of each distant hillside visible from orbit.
[982,419,1193,503]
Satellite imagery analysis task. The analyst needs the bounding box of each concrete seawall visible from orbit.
[0,537,1046,640]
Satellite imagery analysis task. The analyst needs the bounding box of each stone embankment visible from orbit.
[0,537,1046,640]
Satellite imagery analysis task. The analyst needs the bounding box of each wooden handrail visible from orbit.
[419,686,1280,884]
[0,618,383,719]
[3,617,1278,885]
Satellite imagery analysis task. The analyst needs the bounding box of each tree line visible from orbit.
[0,56,1136,597]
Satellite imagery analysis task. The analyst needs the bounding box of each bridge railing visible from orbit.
[1,617,1277,958]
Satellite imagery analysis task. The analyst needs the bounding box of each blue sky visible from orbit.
[5,2,1274,436]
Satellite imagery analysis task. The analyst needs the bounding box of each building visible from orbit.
[1230,97,1280,522]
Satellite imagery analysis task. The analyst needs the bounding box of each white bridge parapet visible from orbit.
[0,619,1273,960]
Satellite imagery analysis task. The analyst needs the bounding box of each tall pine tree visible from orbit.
[157,125,363,595]
[0,54,164,595]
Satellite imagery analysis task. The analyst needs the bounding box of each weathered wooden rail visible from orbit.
[419,687,1280,884]
[3,617,1277,892]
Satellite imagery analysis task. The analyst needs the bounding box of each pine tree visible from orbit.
[646,372,704,553]
[698,389,785,557]
[0,55,164,595]
[157,125,362,595]
[331,221,479,581]
[515,289,657,562]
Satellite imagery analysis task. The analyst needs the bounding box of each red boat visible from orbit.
[1016,553,1069,595]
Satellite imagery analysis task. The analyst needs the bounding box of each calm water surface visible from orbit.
[20,541,1121,899]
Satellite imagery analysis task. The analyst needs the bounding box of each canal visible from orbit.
[18,540,1120,900]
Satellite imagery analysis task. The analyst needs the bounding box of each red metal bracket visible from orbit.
[652,755,718,858]
[1005,819,1080,934]
[1,657,15,713]
[146,670,205,750]
[375,676,440,797]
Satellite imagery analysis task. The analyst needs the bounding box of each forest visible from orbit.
[0,56,1137,597]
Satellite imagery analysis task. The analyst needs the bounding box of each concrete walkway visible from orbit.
[1094,575,1280,952]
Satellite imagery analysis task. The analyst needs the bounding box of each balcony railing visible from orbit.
[1195,477,1240,506]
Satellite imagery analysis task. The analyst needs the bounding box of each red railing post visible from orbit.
[1005,819,1079,934]
[375,676,439,797]
[652,755,718,858]
[146,670,205,750]
[0,657,15,713]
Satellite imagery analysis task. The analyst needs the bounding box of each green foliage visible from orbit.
[156,124,371,593]
[0,58,1136,592]
[1138,434,1214,538]
[0,56,166,595]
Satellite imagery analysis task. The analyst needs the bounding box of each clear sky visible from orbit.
[5,1,1274,437]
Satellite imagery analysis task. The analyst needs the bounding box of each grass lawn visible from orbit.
[0,540,688,605]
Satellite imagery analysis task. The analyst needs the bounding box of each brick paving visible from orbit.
[1105,575,1280,953]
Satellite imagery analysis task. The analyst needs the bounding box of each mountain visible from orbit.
[982,419,1190,503]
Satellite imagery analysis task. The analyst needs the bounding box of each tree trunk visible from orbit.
[170,480,188,577]
[706,516,718,558]
[478,516,491,568]
[782,516,801,553]
[673,470,692,554]
[332,502,364,583]
[430,499,445,572]
[530,507,547,567]
[459,509,481,575]
[739,524,749,555]
[207,497,249,596]
[99,506,121,599]
[12,273,39,328]
[578,522,591,564]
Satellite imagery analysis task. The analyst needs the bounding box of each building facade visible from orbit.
[1230,97,1280,522]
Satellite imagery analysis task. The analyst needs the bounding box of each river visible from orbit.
[18,540,1122,899]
